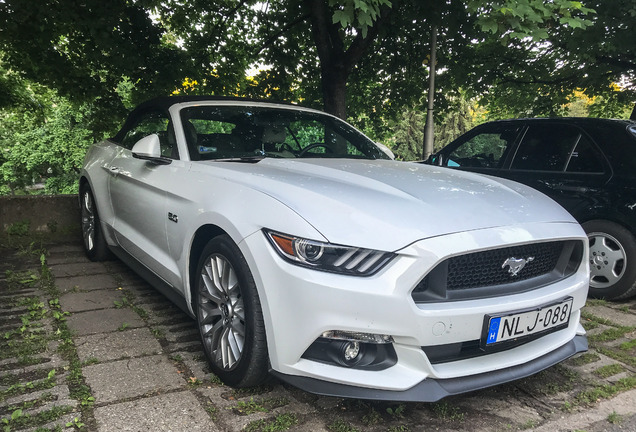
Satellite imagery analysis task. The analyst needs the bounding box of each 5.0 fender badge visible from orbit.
[502,256,535,277]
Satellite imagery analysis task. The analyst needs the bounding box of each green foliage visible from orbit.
[387,91,478,160]
[329,0,392,38]
[469,0,594,41]
[0,78,110,194]
[6,220,30,236]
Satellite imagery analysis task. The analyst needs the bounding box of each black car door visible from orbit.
[503,122,612,220]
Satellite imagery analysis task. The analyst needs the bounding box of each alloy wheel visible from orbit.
[198,253,246,370]
[588,232,626,289]
[81,191,95,252]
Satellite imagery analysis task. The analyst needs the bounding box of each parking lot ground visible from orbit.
[1,242,635,432]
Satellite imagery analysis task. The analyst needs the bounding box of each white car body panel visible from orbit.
[80,98,589,401]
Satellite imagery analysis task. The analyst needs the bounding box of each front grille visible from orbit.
[447,241,563,290]
[412,240,583,302]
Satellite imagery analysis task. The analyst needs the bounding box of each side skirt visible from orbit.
[109,245,194,319]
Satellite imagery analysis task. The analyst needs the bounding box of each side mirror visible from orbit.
[426,153,443,166]
[132,134,172,165]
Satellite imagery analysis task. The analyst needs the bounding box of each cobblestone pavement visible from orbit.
[1,242,635,432]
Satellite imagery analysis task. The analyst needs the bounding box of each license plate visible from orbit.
[484,298,573,346]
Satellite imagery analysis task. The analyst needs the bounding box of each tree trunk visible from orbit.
[306,0,391,120]
[321,63,348,119]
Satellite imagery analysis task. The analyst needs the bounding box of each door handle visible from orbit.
[553,184,589,193]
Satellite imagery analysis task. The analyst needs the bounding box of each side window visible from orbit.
[446,126,519,168]
[565,134,604,173]
[120,111,178,159]
[511,124,579,171]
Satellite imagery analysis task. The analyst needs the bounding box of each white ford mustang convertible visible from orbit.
[79,96,589,401]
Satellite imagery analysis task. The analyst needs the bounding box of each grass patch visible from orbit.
[4,392,56,414]
[361,407,382,426]
[227,384,275,399]
[595,346,636,368]
[385,404,406,420]
[520,364,579,395]
[1,405,73,430]
[234,398,269,415]
[233,397,289,415]
[593,364,625,379]
[608,411,623,424]
[581,311,617,327]
[245,413,298,432]
[619,339,636,351]
[585,299,608,307]
[113,289,149,320]
[568,352,601,366]
[387,426,410,432]
[588,326,635,344]
[582,320,600,331]
[520,419,538,429]
[430,401,464,421]
[327,419,359,432]
[575,376,636,405]
[204,402,217,420]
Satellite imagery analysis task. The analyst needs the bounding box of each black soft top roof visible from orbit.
[114,96,309,142]
[132,95,300,113]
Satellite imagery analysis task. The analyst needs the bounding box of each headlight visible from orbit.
[264,230,394,276]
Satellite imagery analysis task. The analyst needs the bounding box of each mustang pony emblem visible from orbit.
[502,256,535,276]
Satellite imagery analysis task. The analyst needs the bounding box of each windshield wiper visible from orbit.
[212,155,267,163]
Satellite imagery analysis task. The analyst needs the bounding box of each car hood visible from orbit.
[195,158,577,251]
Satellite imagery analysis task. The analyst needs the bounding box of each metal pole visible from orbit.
[422,25,437,160]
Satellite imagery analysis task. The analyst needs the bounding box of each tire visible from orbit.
[194,235,269,387]
[80,185,113,262]
[583,220,636,300]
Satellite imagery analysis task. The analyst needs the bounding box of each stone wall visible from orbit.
[0,195,81,244]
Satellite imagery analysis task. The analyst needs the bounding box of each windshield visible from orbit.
[179,105,390,161]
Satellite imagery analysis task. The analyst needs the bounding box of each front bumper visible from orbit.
[271,335,588,402]
[239,221,589,397]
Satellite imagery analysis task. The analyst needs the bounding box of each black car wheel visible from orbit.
[194,235,269,387]
[80,184,112,261]
[583,220,636,300]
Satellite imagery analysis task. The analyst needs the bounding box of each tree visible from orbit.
[457,0,635,119]
[0,0,191,133]
[0,76,99,195]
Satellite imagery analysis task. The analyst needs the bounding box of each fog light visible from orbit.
[343,341,360,361]
[302,337,398,370]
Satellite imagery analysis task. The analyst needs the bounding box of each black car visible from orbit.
[425,117,636,300]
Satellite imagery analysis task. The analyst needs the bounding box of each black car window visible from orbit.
[565,134,604,173]
[120,111,178,159]
[446,126,520,168]
[511,124,579,171]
